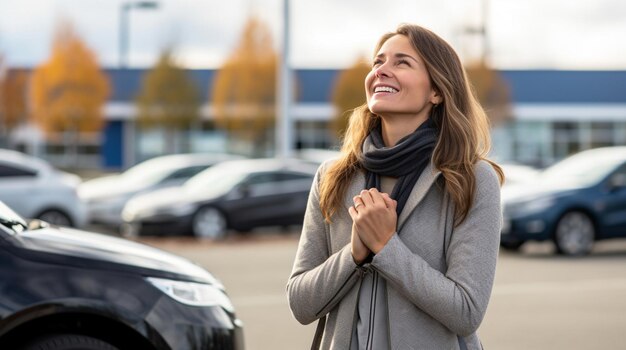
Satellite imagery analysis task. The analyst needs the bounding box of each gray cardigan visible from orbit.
[287,160,502,350]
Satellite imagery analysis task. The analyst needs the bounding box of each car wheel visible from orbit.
[554,211,595,256]
[23,334,119,350]
[192,207,227,239]
[37,210,72,227]
[500,240,525,251]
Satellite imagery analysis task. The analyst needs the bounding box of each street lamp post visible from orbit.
[276,0,293,159]
[118,1,158,168]
[119,1,159,68]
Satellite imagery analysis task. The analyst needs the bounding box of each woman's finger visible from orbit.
[348,205,358,219]
[368,188,385,206]
[359,189,375,206]
[381,193,395,208]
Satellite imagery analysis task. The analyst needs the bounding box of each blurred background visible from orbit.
[1,0,626,349]
[1,0,625,169]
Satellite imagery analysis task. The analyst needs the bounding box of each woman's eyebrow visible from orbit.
[395,53,419,63]
[375,52,419,63]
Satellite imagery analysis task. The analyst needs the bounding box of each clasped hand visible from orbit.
[348,188,397,264]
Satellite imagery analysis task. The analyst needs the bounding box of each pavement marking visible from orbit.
[493,278,626,296]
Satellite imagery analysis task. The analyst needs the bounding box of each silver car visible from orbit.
[79,153,244,228]
[0,149,86,227]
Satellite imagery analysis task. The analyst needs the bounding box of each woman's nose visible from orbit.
[374,64,390,78]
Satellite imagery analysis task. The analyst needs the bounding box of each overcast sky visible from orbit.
[0,0,625,70]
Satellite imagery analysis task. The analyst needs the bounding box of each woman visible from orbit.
[287,24,503,350]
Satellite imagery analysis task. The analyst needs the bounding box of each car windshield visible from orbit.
[184,166,248,195]
[538,152,624,187]
[121,158,187,187]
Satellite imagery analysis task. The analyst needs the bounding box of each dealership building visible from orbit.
[9,69,626,170]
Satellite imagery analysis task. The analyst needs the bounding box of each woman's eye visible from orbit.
[372,60,383,67]
[397,59,410,66]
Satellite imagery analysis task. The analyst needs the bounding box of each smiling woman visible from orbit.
[287,24,504,350]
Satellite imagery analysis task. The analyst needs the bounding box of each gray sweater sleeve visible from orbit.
[371,162,502,336]
[287,163,362,325]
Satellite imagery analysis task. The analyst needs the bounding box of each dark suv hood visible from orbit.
[15,226,218,285]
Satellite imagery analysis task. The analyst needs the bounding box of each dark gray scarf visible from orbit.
[360,118,438,216]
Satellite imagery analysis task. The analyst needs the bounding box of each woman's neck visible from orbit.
[380,114,429,147]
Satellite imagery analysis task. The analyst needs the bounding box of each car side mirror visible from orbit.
[608,173,626,191]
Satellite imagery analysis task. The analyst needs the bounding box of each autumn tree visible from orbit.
[331,57,370,139]
[211,16,277,155]
[135,48,200,153]
[0,57,30,143]
[465,61,512,126]
[30,20,109,163]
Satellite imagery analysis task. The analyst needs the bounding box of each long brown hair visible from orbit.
[319,24,504,225]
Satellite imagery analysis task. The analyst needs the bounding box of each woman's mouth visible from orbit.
[373,85,398,94]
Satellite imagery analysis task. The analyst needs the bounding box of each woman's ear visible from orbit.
[430,90,442,105]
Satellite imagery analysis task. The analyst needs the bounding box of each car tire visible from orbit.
[192,207,227,239]
[23,334,119,350]
[500,240,524,251]
[554,211,595,256]
[37,210,72,227]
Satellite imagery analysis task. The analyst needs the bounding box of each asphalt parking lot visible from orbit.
[138,232,626,350]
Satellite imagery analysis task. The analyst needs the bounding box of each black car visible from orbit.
[0,201,243,350]
[121,158,318,239]
[501,147,626,255]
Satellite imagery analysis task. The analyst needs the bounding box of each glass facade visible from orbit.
[494,119,626,168]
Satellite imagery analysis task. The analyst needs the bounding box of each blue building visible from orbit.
[9,69,626,169]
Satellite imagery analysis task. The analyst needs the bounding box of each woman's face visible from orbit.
[365,34,439,120]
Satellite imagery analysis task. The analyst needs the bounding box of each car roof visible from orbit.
[130,153,246,169]
[205,158,318,176]
[0,149,52,173]
[574,146,626,163]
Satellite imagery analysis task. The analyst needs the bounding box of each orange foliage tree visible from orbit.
[135,49,200,153]
[331,57,370,139]
[211,16,277,153]
[30,21,109,138]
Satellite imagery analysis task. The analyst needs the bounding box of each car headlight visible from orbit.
[506,196,556,217]
[146,277,234,313]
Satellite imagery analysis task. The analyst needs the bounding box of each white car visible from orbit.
[500,163,540,187]
[79,153,244,227]
[0,149,86,227]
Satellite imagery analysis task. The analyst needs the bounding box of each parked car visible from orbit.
[501,147,626,255]
[122,158,318,239]
[500,162,540,187]
[0,201,243,350]
[79,153,244,228]
[0,149,86,227]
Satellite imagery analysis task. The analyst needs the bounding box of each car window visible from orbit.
[0,164,37,178]
[243,173,277,186]
[275,172,312,182]
[241,171,313,197]
[122,158,198,186]
[161,165,210,182]
[608,163,626,188]
[185,167,247,196]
